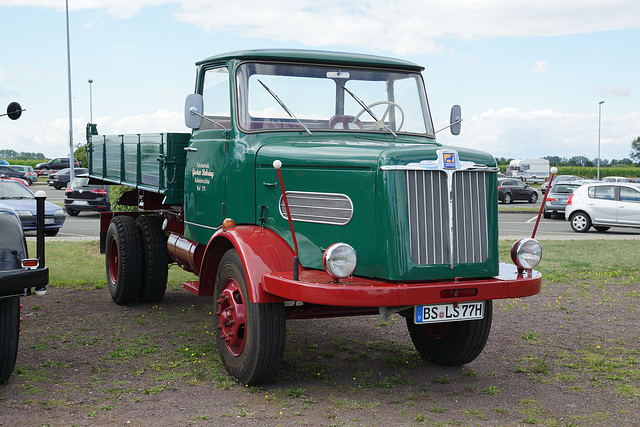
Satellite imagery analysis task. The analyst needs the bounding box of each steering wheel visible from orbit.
[354,101,404,131]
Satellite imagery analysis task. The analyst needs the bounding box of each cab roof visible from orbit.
[196,49,424,72]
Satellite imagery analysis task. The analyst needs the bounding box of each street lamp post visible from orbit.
[597,100,604,181]
[88,79,93,123]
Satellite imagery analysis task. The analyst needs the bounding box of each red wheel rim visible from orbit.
[420,322,452,340]
[107,237,118,284]
[216,278,246,356]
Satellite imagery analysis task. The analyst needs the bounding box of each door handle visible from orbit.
[184,147,198,152]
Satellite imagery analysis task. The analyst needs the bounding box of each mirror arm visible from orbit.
[435,118,463,134]
[188,107,227,131]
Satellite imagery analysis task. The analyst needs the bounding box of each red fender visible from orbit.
[200,225,296,303]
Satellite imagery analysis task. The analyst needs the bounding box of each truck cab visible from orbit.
[89,49,542,385]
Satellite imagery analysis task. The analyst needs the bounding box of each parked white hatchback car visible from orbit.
[565,182,640,232]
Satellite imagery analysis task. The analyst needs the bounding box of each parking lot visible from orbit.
[25,181,640,241]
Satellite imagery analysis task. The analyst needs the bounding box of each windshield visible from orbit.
[0,181,35,199]
[235,62,433,136]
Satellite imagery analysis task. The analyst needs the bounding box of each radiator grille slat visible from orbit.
[406,170,489,266]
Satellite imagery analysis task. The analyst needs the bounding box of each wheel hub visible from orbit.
[216,279,246,356]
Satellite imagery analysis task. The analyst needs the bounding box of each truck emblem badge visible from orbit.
[442,152,456,169]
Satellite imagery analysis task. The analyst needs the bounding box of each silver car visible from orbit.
[543,181,583,218]
[565,182,640,232]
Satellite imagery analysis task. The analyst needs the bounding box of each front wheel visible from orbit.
[214,250,286,385]
[105,216,142,304]
[570,212,591,233]
[406,300,492,366]
[0,297,20,382]
[529,192,538,203]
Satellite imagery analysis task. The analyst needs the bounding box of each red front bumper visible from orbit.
[262,262,541,307]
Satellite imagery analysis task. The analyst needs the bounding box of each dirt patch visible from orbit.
[1,275,639,426]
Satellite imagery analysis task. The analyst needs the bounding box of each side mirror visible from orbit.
[2,102,24,120]
[184,94,204,129]
[450,105,462,135]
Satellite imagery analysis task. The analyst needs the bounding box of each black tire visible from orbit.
[54,185,62,190]
[594,226,610,233]
[406,300,492,366]
[543,209,551,219]
[45,229,59,237]
[105,216,142,304]
[0,297,20,382]
[214,249,286,385]
[136,216,168,303]
[570,212,591,233]
[529,192,538,203]
[503,193,512,204]
[65,208,79,216]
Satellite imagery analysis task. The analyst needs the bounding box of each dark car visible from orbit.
[0,165,28,182]
[47,167,88,189]
[8,165,37,184]
[498,178,539,204]
[0,206,48,381]
[64,177,111,216]
[0,181,66,236]
[543,181,583,218]
[35,157,81,173]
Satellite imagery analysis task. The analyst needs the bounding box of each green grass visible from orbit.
[27,240,197,289]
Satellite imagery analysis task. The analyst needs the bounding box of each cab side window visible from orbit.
[201,67,231,130]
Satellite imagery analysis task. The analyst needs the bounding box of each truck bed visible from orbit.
[88,132,190,204]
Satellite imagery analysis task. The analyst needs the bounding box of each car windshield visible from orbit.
[234,62,434,136]
[0,181,35,199]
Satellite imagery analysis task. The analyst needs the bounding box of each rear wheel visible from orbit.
[106,216,142,304]
[0,297,20,382]
[136,216,168,302]
[406,300,492,366]
[65,208,79,216]
[503,193,512,204]
[45,229,59,237]
[543,209,551,219]
[214,250,286,385]
[570,212,591,233]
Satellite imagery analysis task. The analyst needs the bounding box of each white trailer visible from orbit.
[506,159,550,182]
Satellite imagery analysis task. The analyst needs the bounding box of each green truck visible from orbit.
[87,49,542,385]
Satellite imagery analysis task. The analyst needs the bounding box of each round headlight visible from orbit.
[510,238,542,270]
[323,243,357,279]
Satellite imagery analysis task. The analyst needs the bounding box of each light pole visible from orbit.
[597,100,605,180]
[65,0,75,182]
[88,79,93,123]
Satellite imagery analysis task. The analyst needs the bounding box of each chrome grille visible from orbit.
[279,191,353,225]
[406,170,489,266]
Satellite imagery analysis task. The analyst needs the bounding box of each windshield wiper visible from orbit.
[257,79,312,136]
[342,86,397,138]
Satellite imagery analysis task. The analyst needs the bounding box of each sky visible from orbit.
[1,0,639,163]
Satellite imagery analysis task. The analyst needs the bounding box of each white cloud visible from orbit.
[531,60,549,75]
[3,1,640,54]
[436,107,640,161]
[592,85,631,98]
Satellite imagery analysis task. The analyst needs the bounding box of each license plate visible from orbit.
[74,200,89,205]
[414,301,484,324]
[559,198,567,203]
[44,218,54,225]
